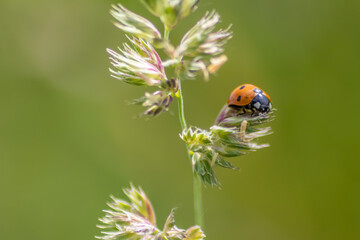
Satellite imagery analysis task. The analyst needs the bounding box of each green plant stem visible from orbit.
[176,79,204,227]
[164,26,170,41]
[177,81,187,130]
[193,172,203,227]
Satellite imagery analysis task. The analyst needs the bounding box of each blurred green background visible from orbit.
[1,0,359,239]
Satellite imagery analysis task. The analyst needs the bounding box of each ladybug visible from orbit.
[227,84,272,114]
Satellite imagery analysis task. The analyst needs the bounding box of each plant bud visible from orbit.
[159,0,200,30]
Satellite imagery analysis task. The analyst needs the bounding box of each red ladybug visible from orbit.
[227,84,272,114]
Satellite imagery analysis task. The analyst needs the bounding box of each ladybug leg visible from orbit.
[242,107,247,115]
[250,108,256,116]
[237,107,246,115]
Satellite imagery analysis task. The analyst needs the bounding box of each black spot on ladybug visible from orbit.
[237,96,241,101]
[240,85,245,89]
[253,88,262,93]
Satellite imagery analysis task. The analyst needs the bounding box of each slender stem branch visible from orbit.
[176,79,204,227]
[164,26,170,41]
[177,80,187,130]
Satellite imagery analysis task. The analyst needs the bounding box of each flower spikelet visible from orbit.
[180,127,212,152]
[184,226,206,240]
[130,78,179,117]
[142,90,173,117]
[97,184,205,240]
[175,11,232,81]
[97,184,156,240]
[176,11,232,58]
[180,111,274,186]
[110,4,161,41]
[107,37,165,86]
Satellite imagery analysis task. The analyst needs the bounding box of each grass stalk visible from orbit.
[176,79,204,227]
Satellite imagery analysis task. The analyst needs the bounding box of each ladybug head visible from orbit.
[251,93,272,113]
